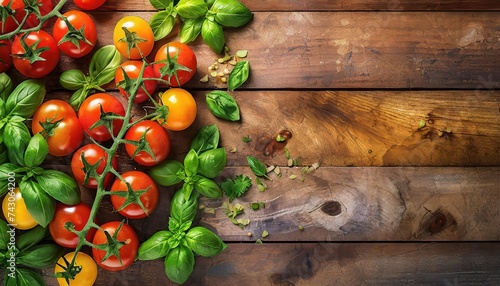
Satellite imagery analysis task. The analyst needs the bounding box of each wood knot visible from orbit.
[320,201,342,216]
[428,212,447,234]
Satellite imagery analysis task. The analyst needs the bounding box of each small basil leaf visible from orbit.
[0,219,9,250]
[69,87,92,110]
[190,124,220,154]
[228,60,250,91]
[138,230,173,260]
[205,90,240,121]
[0,73,13,101]
[23,134,48,168]
[149,10,177,41]
[89,45,121,86]
[17,244,65,269]
[0,143,7,165]
[194,176,222,198]
[3,121,31,166]
[201,19,225,54]
[5,268,46,286]
[59,69,86,90]
[186,226,227,257]
[180,17,204,43]
[164,245,195,284]
[170,189,198,225]
[211,0,253,28]
[176,0,208,19]
[19,179,55,227]
[16,225,47,250]
[36,170,81,205]
[149,160,184,186]
[5,79,45,118]
[198,148,226,178]
[0,162,22,196]
[205,0,215,9]
[149,0,173,9]
[247,155,269,178]
[184,149,199,177]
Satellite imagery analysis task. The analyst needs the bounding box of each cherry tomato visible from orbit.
[154,42,197,87]
[32,100,84,157]
[55,252,97,286]
[159,88,197,131]
[115,61,157,103]
[52,10,97,58]
[2,188,38,230]
[92,221,139,271]
[0,40,12,73]
[24,0,53,29]
[73,0,106,10]
[124,120,170,166]
[11,30,60,78]
[0,0,26,34]
[113,16,154,60]
[49,202,96,248]
[71,144,118,189]
[78,93,125,142]
[110,171,159,219]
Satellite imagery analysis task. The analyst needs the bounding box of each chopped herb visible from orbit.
[273,166,281,176]
[242,136,252,143]
[222,202,246,227]
[418,120,426,129]
[200,74,209,82]
[230,146,237,153]
[255,239,263,244]
[276,134,286,142]
[251,203,260,210]
[236,50,248,58]
[287,158,294,167]
[261,230,269,238]
[284,148,291,159]
[204,207,216,214]
[289,175,297,180]
[256,177,267,192]
[221,174,252,202]
[247,156,271,180]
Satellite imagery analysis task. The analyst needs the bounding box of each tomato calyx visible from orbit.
[0,2,19,31]
[37,116,63,138]
[123,128,157,162]
[89,104,122,139]
[154,45,192,86]
[57,15,95,50]
[151,104,169,122]
[55,254,83,284]
[110,181,150,214]
[118,27,147,59]
[13,33,50,64]
[92,221,127,265]
[80,152,104,186]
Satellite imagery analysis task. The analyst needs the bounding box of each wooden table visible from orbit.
[8,0,500,285]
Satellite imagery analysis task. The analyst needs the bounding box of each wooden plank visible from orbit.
[41,242,500,285]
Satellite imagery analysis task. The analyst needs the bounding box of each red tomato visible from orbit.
[92,221,139,271]
[124,120,170,166]
[110,171,159,219]
[32,100,84,157]
[78,93,125,142]
[113,16,154,60]
[0,40,12,73]
[49,202,96,248]
[24,0,53,29]
[159,88,197,131]
[0,0,26,34]
[52,10,97,58]
[73,0,106,10]
[154,42,197,87]
[71,144,118,189]
[11,30,60,78]
[115,61,157,104]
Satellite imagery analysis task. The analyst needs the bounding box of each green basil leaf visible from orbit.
[176,0,208,19]
[0,162,22,196]
[23,134,48,168]
[3,121,31,166]
[182,182,194,201]
[168,217,181,233]
[247,155,268,178]
[211,0,253,28]
[89,45,121,86]
[170,188,198,224]
[164,245,195,284]
[16,225,47,251]
[228,60,250,91]
[19,179,55,227]
[198,148,226,178]
[5,79,45,118]
[201,19,225,54]
[180,17,204,43]
[194,176,222,198]
[0,73,13,102]
[149,160,184,186]
[190,124,220,154]
[69,87,92,110]
[0,98,6,121]
[205,0,215,9]
[138,230,173,260]
[0,143,7,165]
[205,90,240,121]
[150,0,173,9]
[0,219,9,250]
[36,170,81,205]
[184,149,199,177]
[5,268,46,286]
[59,69,86,90]
[186,226,226,257]
[149,10,177,41]
[17,244,65,269]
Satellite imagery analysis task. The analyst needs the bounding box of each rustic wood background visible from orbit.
[5,0,500,285]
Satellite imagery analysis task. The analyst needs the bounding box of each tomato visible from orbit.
[11,30,60,78]
[49,202,96,248]
[0,0,26,34]
[71,144,118,189]
[78,93,125,142]
[52,10,97,58]
[0,40,12,73]
[55,252,97,286]
[2,188,37,230]
[113,16,154,60]
[92,221,139,271]
[159,88,197,131]
[73,0,106,10]
[32,100,84,157]
[115,61,157,104]
[153,42,197,87]
[25,0,53,29]
[110,171,159,219]
[124,120,170,166]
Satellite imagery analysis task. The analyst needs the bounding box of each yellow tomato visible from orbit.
[113,16,154,59]
[2,187,38,230]
[159,88,197,131]
[55,252,98,286]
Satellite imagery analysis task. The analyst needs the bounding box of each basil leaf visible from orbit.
[211,0,253,28]
[5,268,46,286]
[186,226,226,257]
[0,219,9,250]
[150,0,173,9]
[16,225,47,250]
[0,99,5,121]
[36,170,81,205]
[228,60,250,91]
[180,17,204,43]
[23,134,48,168]
[0,143,7,165]
[59,69,86,90]
[69,86,92,110]
[19,179,55,227]
[184,149,199,177]
[247,155,268,178]
[176,0,208,19]
[0,162,22,196]
[201,19,225,54]
[205,0,215,9]
[170,188,198,224]
[205,90,240,121]
[138,230,173,260]
[190,124,220,154]
[5,79,45,118]
[182,182,194,201]
[198,148,226,178]
[89,45,121,86]
[17,244,65,268]
[149,10,177,41]
[164,245,195,284]
[3,121,31,166]
[194,176,222,198]
[0,73,13,101]
[149,160,184,186]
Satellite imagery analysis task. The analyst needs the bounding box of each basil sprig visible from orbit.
[205,90,240,121]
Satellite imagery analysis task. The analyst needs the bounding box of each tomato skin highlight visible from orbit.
[55,252,98,286]
[124,120,171,166]
[110,171,159,219]
[2,187,38,230]
[92,221,139,272]
[159,88,197,131]
[78,93,125,142]
[71,144,118,189]
[0,40,12,73]
[52,10,97,58]
[115,61,157,103]
[154,42,197,87]
[73,0,107,10]
[49,202,96,248]
[113,16,154,60]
